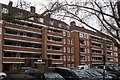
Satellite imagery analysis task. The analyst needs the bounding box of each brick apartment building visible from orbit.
[0,2,119,72]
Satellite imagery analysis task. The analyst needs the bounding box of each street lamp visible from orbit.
[103,55,106,80]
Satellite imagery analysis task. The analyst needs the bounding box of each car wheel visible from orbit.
[0,75,5,80]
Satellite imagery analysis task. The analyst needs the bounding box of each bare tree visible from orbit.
[51,0,120,48]
[3,0,62,20]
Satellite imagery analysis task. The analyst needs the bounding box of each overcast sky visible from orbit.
[0,0,51,13]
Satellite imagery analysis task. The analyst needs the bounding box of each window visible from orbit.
[12,64,17,70]
[79,32,84,37]
[64,47,66,52]
[71,47,74,53]
[87,49,89,53]
[114,53,118,56]
[67,39,70,44]
[71,64,74,67]
[67,64,70,67]
[84,33,88,38]
[71,39,74,45]
[2,8,9,14]
[67,31,70,37]
[88,56,90,61]
[0,27,2,35]
[114,58,118,62]
[64,64,66,67]
[87,41,89,46]
[67,56,70,61]
[63,31,66,36]
[67,48,70,53]
[115,47,117,51]
[64,56,66,61]
[71,56,74,61]
[64,39,66,44]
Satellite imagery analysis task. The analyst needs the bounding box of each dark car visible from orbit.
[72,69,114,80]
[4,74,35,80]
[53,67,80,80]
[85,69,114,80]
[34,72,65,80]
[20,68,40,76]
[97,65,120,78]
[95,69,117,80]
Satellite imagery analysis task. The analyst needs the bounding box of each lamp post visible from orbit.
[103,55,106,80]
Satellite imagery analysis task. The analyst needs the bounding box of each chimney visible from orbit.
[30,6,36,13]
[45,13,51,18]
[70,21,76,27]
[8,1,13,7]
[70,21,76,30]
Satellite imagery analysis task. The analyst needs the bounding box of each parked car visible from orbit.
[5,74,35,80]
[53,67,80,80]
[34,72,65,80]
[77,65,89,70]
[95,69,117,80]
[0,72,7,80]
[72,69,114,80]
[20,68,40,76]
[96,65,120,78]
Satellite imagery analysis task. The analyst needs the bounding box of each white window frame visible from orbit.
[71,39,74,45]
[71,56,74,61]
[79,32,84,37]
[63,31,66,36]
[67,48,70,53]
[71,47,74,53]
[67,31,70,37]
[67,39,70,44]
[12,64,17,70]
[64,47,66,53]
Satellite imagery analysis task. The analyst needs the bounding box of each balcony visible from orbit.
[92,57,103,61]
[48,28,62,35]
[4,33,42,43]
[6,20,43,30]
[91,49,102,54]
[3,57,25,63]
[80,40,84,45]
[106,45,113,50]
[4,45,41,54]
[91,42,102,48]
[106,52,113,56]
[5,24,42,34]
[91,36,102,41]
